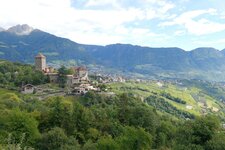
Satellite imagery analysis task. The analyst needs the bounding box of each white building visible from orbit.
[21,84,35,94]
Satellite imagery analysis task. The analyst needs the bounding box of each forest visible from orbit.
[0,60,48,88]
[0,91,224,150]
[0,60,225,150]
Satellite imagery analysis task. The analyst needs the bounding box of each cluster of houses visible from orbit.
[94,73,126,83]
[21,53,98,95]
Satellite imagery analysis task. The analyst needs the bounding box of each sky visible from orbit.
[1,0,225,50]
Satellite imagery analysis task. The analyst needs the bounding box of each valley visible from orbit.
[2,0,225,149]
[1,25,225,150]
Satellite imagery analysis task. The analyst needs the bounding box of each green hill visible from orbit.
[0,84,224,149]
[0,59,225,149]
[108,80,225,120]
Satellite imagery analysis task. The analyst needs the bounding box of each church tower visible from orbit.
[35,53,46,71]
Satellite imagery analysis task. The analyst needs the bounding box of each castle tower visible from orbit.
[35,53,46,71]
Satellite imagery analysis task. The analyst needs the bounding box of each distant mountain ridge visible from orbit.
[6,24,34,35]
[1,24,225,81]
[0,25,92,64]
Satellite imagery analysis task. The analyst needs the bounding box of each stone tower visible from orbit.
[35,53,46,71]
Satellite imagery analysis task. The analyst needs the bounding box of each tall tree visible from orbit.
[58,66,71,88]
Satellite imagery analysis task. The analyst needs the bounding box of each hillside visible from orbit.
[0,25,93,65]
[0,59,225,149]
[87,45,225,80]
[2,25,225,81]
[108,80,225,120]
[0,80,225,149]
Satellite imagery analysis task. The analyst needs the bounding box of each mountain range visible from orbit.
[1,24,225,81]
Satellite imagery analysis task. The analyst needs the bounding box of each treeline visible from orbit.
[0,60,48,87]
[145,95,194,119]
[160,91,186,104]
[0,91,224,150]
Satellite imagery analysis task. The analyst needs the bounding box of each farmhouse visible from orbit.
[21,84,35,94]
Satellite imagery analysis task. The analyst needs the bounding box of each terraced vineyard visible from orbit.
[108,80,225,120]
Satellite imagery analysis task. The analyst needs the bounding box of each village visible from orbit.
[19,54,223,115]
[21,53,126,98]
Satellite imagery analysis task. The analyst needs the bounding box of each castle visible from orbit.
[35,53,89,82]
[34,53,95,94]
[35,53,54,73]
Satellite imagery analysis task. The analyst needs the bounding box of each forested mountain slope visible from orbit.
[2,25,225,80]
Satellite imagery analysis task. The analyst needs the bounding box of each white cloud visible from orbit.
[174,30,186,36]
[143,0,175,19]
[179,0,190,3]
[2,0,225,50]
[0,0,175,46]
[194,38,225,45]
[159,8,225,35]
[84,0,121,9]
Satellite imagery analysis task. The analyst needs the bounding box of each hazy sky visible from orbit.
[1,0,225,50]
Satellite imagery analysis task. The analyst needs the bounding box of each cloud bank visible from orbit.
[0,0,225,49]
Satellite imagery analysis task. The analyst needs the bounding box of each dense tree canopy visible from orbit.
[0,60,48,88]
[58,66,73,88]
[0,88,224,149]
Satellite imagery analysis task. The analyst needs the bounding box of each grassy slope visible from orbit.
[108,81,225,118]
[0,88,19,97]
[1,80,224,119]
